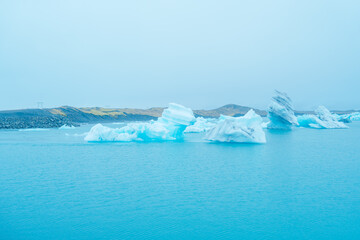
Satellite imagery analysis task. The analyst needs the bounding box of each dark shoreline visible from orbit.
[0,105,356,130]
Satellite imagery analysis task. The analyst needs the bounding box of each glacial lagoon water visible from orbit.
[0,123,360,240]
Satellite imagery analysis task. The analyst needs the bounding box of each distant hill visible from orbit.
[0,105,357,129]
[194,104,266,118]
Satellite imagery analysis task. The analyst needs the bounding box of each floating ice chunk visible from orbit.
[315,106,349,128]
[297,106,348,129]
[267,90,298,130]
[349,112,360,121]
[332,113,349,123]
[19,128,49,132]
[84,123,138,141]
[316,106,341,122]
[337,115,352,123]
[59,124,76,130]
[336,112,360,122]
[85,103,195,142]
[205,109,266,143]
[66,132,88,137]
[184,117,217,133]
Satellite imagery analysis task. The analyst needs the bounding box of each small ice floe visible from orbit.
[59,124,76,130]
[19,128,50,132]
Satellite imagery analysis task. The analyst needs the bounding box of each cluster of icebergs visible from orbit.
[265,91,349,130]
[84,91,355,144]
[85,103,196,142]
[297,106,348,129]
[85,103,267,143]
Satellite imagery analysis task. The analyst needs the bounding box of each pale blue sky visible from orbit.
[0,0,359,110]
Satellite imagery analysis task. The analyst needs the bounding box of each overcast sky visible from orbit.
[0,0,359,110]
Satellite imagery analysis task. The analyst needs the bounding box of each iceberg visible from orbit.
[267,90,298,130]
[184,117,217,133]
[85,103,196,142]
[336,112,360,122]
[332,113,351,123]
[59,124,76,130]
[19,128,49,132]
[297,106,348,129]
[204,109,266,143]
[349,112,360,121]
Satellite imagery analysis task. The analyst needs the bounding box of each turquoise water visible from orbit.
[1,123,360,240]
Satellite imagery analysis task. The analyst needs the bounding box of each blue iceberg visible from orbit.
[184,117,218,133]
[59,124,76,130]
[336,112,360,122]
[348,112,360,121]
[204,109,266,143]
[297,106,348,129]
[85,103,196,142]
[334,113,352,123]
[267,90,298,130]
